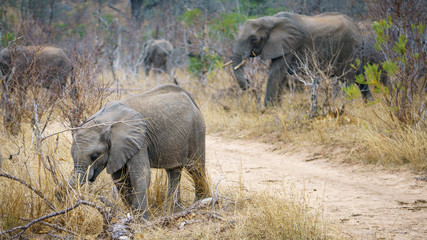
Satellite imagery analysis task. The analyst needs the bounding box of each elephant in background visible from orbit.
[67,84,209,219]
[0,46,73,134]
[0,46,73,92]
[143,39,174,76]
[232,12,372,106]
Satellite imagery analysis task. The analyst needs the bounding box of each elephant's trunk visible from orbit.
[55,169,87,202]
[68,169,91,187]
[232,52,250,90]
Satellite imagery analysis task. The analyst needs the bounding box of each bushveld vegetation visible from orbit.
[0,0,425,239]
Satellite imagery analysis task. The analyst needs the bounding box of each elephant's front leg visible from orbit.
[265,57,288,106]
[127,147,151,219]
[111,168,132,207]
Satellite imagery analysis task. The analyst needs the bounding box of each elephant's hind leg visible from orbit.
[166,168,182,211]
[187,163,210,201]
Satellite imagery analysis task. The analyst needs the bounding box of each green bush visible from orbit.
[188,50,222,76]
[351,16,426,125]
[179,8,202,27]
[1,32,15,46]
[209,12,246,40]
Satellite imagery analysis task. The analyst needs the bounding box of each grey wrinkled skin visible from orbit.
[232,12,372,107]
[143,39,174,76]
[0,46,73,134]
[68,84,209,219]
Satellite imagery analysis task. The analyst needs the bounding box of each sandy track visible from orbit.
[206,135,427,240]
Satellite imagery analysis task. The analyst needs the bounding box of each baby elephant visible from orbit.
[68,84,209,219]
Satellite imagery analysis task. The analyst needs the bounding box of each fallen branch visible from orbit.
[305,156,323,162]
[20,217,77,236]
[1,200,110,239]
[0,171,55,210]
[147,197,217,227]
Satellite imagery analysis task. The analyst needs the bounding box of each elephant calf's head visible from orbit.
[69,102,147,187]
[71,127,110,185]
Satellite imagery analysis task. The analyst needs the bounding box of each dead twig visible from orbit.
[305,156,323,162]
[20,217,77,236]
[147,197,216,227]
[0,170,55,210]
[1,200,110,239]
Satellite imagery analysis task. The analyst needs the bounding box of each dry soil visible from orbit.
[206,135,427,240]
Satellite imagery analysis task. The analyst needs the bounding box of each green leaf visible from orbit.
[392,34,407,55]
[179,9,202,26]
[1,32,15,46]
[382,60,398,76]
[355,73,366,85]
[342,84,361,100]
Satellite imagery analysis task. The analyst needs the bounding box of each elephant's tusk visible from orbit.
[222,61,232,68]
[233,59,246,70]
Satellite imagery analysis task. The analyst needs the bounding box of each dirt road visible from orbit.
[206,136,427,240]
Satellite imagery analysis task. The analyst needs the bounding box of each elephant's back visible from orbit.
[38,46,70,61]
[122,84,205,169]
[125,84,199,109]
[121,84,204,133]
[302,13,354,35]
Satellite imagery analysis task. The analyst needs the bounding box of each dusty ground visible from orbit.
[206,135,427,240]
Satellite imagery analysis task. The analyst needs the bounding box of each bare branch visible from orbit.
[146,197,216,227]
[0,170,55,210]
[2,200,110,239]
[20,217,77,236]
[107,4,131,23]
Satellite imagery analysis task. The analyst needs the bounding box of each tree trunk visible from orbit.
[130,0,143,24]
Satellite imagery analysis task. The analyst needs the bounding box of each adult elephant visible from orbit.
[67,84,209,219]
[143,39,174,76]
[0,46,73,134]
[0,46,73,92]
[232,12,372,106]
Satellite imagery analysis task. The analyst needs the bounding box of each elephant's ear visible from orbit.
[106,106,146,174]
[261,17,306,60]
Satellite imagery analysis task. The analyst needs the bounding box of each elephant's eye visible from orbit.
[90,153,99,161]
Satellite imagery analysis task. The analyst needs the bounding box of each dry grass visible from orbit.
[133,186,340,240]
[0,65,425,238]
[185,67,427,172]
[0,129,339,239]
